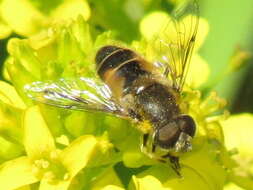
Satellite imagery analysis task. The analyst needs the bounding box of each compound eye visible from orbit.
[155,121,181,148]
[176,115,196,137]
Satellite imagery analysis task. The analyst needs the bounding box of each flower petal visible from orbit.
[139,11,209,51]
[180,141,227,190]
[39,177,70,190]
[222,113,253,180]
[139,11,169,40]
[8,38,42,79]
[0,21,12,39]
[0,81,26,109]
[71,15,93,56]
[194,18,209,51]
[100,185,125,190]
[222,113,253,156]
[23,106,55,159]
[0,157,38,190]
[64,112,92,138]
[91,168,123,190]
[164,167,211,190]
[186,54,210,88]
[60,135,97,177]
[5,58,36,105]
[130,175,170,190]
[123,151,145,168]
[0,100,23,144]
[0,136,24,160]
[0,0,46,36]
[224,182,245,190]
[15,185,31,190]
[51,0,90,22]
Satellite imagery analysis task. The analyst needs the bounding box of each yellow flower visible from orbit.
[0,8,252,189]
[0,105,120,190]
[0,0,90,38]
[138,11,209,89]
[222,114,253,189]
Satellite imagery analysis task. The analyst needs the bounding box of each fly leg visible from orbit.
[140,134,152,157]
[162,153,182,177]
[140,133,157,159]
[140,134,181,177]
[143,133,149,147]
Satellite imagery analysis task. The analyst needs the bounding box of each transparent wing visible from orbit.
[151,0,199,92]
[24,77,128,117]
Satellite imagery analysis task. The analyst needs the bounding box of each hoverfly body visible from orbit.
[24,0,199,176]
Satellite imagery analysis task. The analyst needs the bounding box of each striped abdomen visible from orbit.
[95,45,156,98]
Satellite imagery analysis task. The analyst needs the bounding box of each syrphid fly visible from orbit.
[24,0,199,176]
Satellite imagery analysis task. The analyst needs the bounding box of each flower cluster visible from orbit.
[0,1,252,190]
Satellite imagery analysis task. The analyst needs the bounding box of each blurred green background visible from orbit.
[0,0,252,114]
[200,0,253,114]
